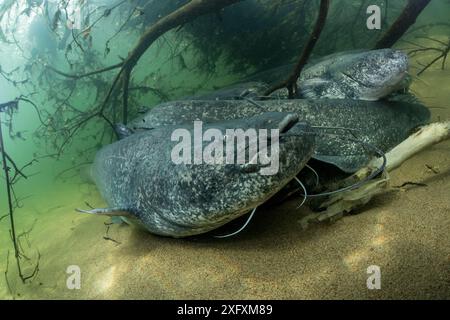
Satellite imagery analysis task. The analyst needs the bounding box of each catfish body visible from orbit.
[203,49,409,101]
[128,99,430,173]
[92,113,316,237]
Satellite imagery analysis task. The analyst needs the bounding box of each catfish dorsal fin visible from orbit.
[76,207,132,217]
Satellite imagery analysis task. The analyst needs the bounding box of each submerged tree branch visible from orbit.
[24,0,244,151]
[123,0,242,71]
[1,112,25,282]
[101,0,243,124]
[416,38,450,76]
[265,0,330,97]
[0,100,40,284]
[374,0,432,49]
[47,62,124,79]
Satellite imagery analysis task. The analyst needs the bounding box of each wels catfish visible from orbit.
[240,49,410,101]
[83,113,316,238]
[127,98,430,173]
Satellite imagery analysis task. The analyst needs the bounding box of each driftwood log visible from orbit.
[301,122,450,226]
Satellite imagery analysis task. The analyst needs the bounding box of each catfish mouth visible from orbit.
[381,52,410,89]
[342,66,409,101]
[388,69,409,86]
[342,49,410,93]
[374,69,410,98]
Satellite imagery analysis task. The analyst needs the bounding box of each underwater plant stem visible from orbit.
[265,0,330,97]
[375,0,432,49]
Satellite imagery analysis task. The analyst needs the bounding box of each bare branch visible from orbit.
[265,0,330,97]
[47,62,123,79]
[375,0,432,49]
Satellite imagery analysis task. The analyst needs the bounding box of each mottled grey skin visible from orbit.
[297,49,409,101]
[179,50,409,102]
[185,82,270,101]
[241,49,410,101]
[128,99,430,173]
[92,113,316,238]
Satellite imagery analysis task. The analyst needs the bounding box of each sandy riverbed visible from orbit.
[0,47,449,300]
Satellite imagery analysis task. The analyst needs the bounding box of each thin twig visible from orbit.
[47,62,124,79]
[0,100,40,284]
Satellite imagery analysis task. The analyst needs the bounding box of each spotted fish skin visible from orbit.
[128,99,430,173]
[236,49,409,101]
[296,49,409,101]
[185,82,270,101]
[92,113,316,238]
